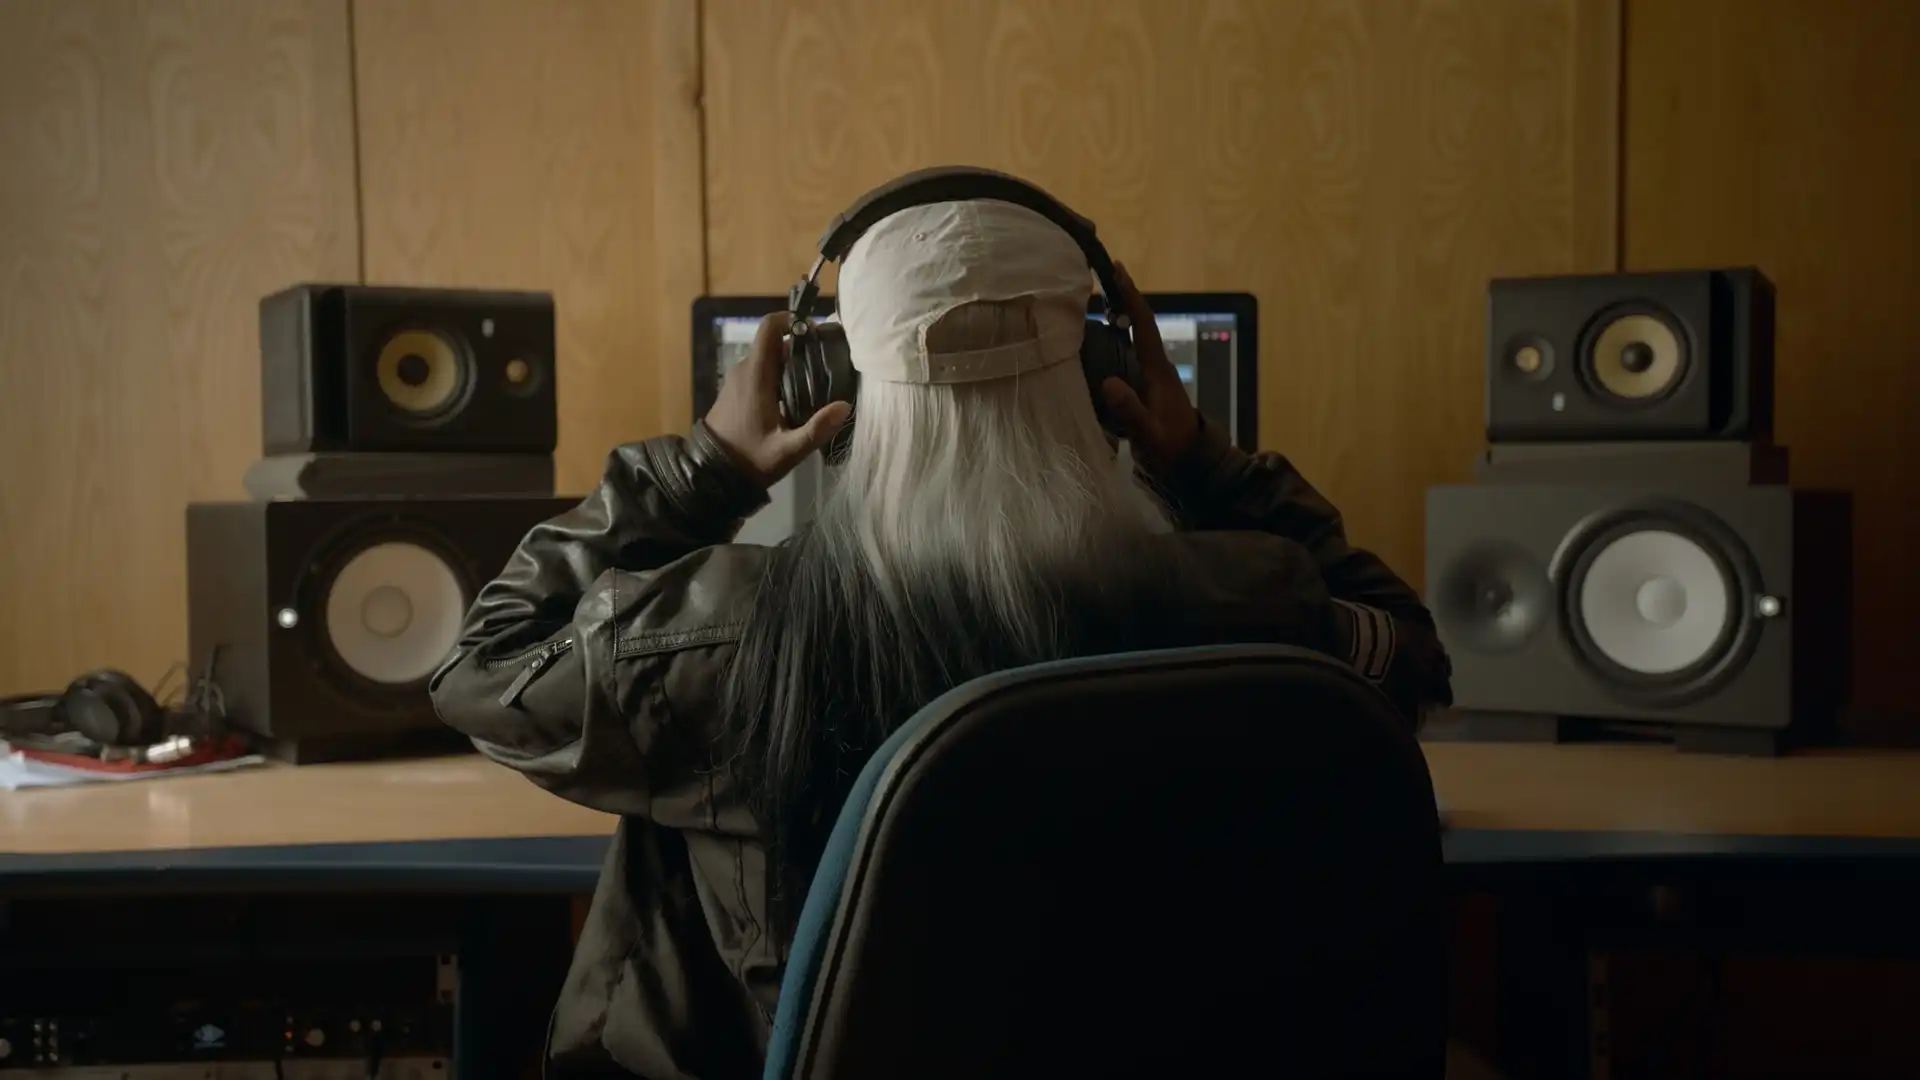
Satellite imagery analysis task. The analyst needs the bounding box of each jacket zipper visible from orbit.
[497,637,574,708]
[482,637,565,671]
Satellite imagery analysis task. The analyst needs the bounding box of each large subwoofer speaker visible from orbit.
[1425,484,1851,753]
[187,497,574,762]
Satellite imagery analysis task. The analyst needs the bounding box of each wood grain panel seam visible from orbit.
[1572,0,1624,273]
[345,0,368,283]
[693,0,711,295]
[1604,0,1625,270]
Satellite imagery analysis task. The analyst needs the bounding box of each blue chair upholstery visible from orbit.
[762,644,1447,1080]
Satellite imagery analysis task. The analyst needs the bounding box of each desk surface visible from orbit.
[3,744,1919,884]
[0,754,616,856]
[5,743,1920,855]
[1423,742,1920,840]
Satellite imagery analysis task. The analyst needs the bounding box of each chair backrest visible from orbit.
[763,644,1448,1080]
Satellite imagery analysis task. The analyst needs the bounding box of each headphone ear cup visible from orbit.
[1080,322,1140,415]
[782,322,859,465]
[778,333,814,430]
[816,323,858,465]
[61,670,163,746]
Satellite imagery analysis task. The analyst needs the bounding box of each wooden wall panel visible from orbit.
[0,0,359,696]
[702,0,1613,592]
[352,0,706,496]
[1622,0,1920,714]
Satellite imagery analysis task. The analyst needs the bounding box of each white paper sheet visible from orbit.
[0,743,267,791]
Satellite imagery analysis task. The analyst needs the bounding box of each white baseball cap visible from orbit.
[836,199,1093,385]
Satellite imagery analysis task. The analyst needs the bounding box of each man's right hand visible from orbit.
[1097,262,1202,475]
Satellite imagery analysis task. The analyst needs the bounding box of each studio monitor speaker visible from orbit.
[1486,268,1773,443]
[260,284,558,455]
[1425,483,1850,752]
[188,496,574,762]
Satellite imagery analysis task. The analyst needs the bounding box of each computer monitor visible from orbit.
[691,296,840,424]
[691,292,1258,544]
[1084,292,1258,452]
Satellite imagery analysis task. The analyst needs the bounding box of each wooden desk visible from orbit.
[3,744,1919,891]
[0,755,617,892]
[1427,742,1920,886]
[0,754,614,856]
[1424,742,1920,840]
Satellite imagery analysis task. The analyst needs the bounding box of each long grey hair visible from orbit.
[719,298,1188,928]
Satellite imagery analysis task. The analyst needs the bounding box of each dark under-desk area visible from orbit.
[7,743,1920,1077]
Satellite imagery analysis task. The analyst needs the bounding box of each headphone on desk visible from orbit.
[0,655,227,751]
[780,165,1145,464]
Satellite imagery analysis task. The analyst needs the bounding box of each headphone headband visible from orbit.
[789,165,1126,325]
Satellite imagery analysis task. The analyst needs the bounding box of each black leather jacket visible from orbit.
[429,414,1452,1080]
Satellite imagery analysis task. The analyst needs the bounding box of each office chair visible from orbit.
[763,643,1448,1080]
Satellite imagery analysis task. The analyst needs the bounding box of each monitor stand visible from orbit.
[734,454,825,547]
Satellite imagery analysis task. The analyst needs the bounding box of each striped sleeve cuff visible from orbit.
[1332,599,1397,683]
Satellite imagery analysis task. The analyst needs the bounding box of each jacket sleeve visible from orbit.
[1158,415,1454,721]
[427,421,770,816]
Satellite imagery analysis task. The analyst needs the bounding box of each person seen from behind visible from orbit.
[430,194,1452,1080]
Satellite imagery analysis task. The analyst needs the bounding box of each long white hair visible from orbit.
[817,299,1173,653]
[721,297,1185,926]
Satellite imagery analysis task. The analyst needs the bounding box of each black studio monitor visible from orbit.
[260,283,559,456]
[1485,268,1774,444]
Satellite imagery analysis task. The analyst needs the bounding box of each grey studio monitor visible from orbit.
[1424,483,1851,754]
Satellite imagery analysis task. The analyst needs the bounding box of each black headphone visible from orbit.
[0,658,225,749]
[782,165,1144,464]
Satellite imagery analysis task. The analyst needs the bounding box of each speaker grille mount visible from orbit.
[1434,541,1553,654]
[320,540,470,687]
[1559,505,1762,703]
[1580,305,1689,403]
[376,328,474,422]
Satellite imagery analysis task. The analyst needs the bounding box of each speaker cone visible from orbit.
[1434,541,1553,653]
[1561,506,1759,698]
[1583,306,1687,402]
[376,329,471,419]
[320,541,469,687]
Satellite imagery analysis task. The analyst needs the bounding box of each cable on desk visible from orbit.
[364,1021,387,1079]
